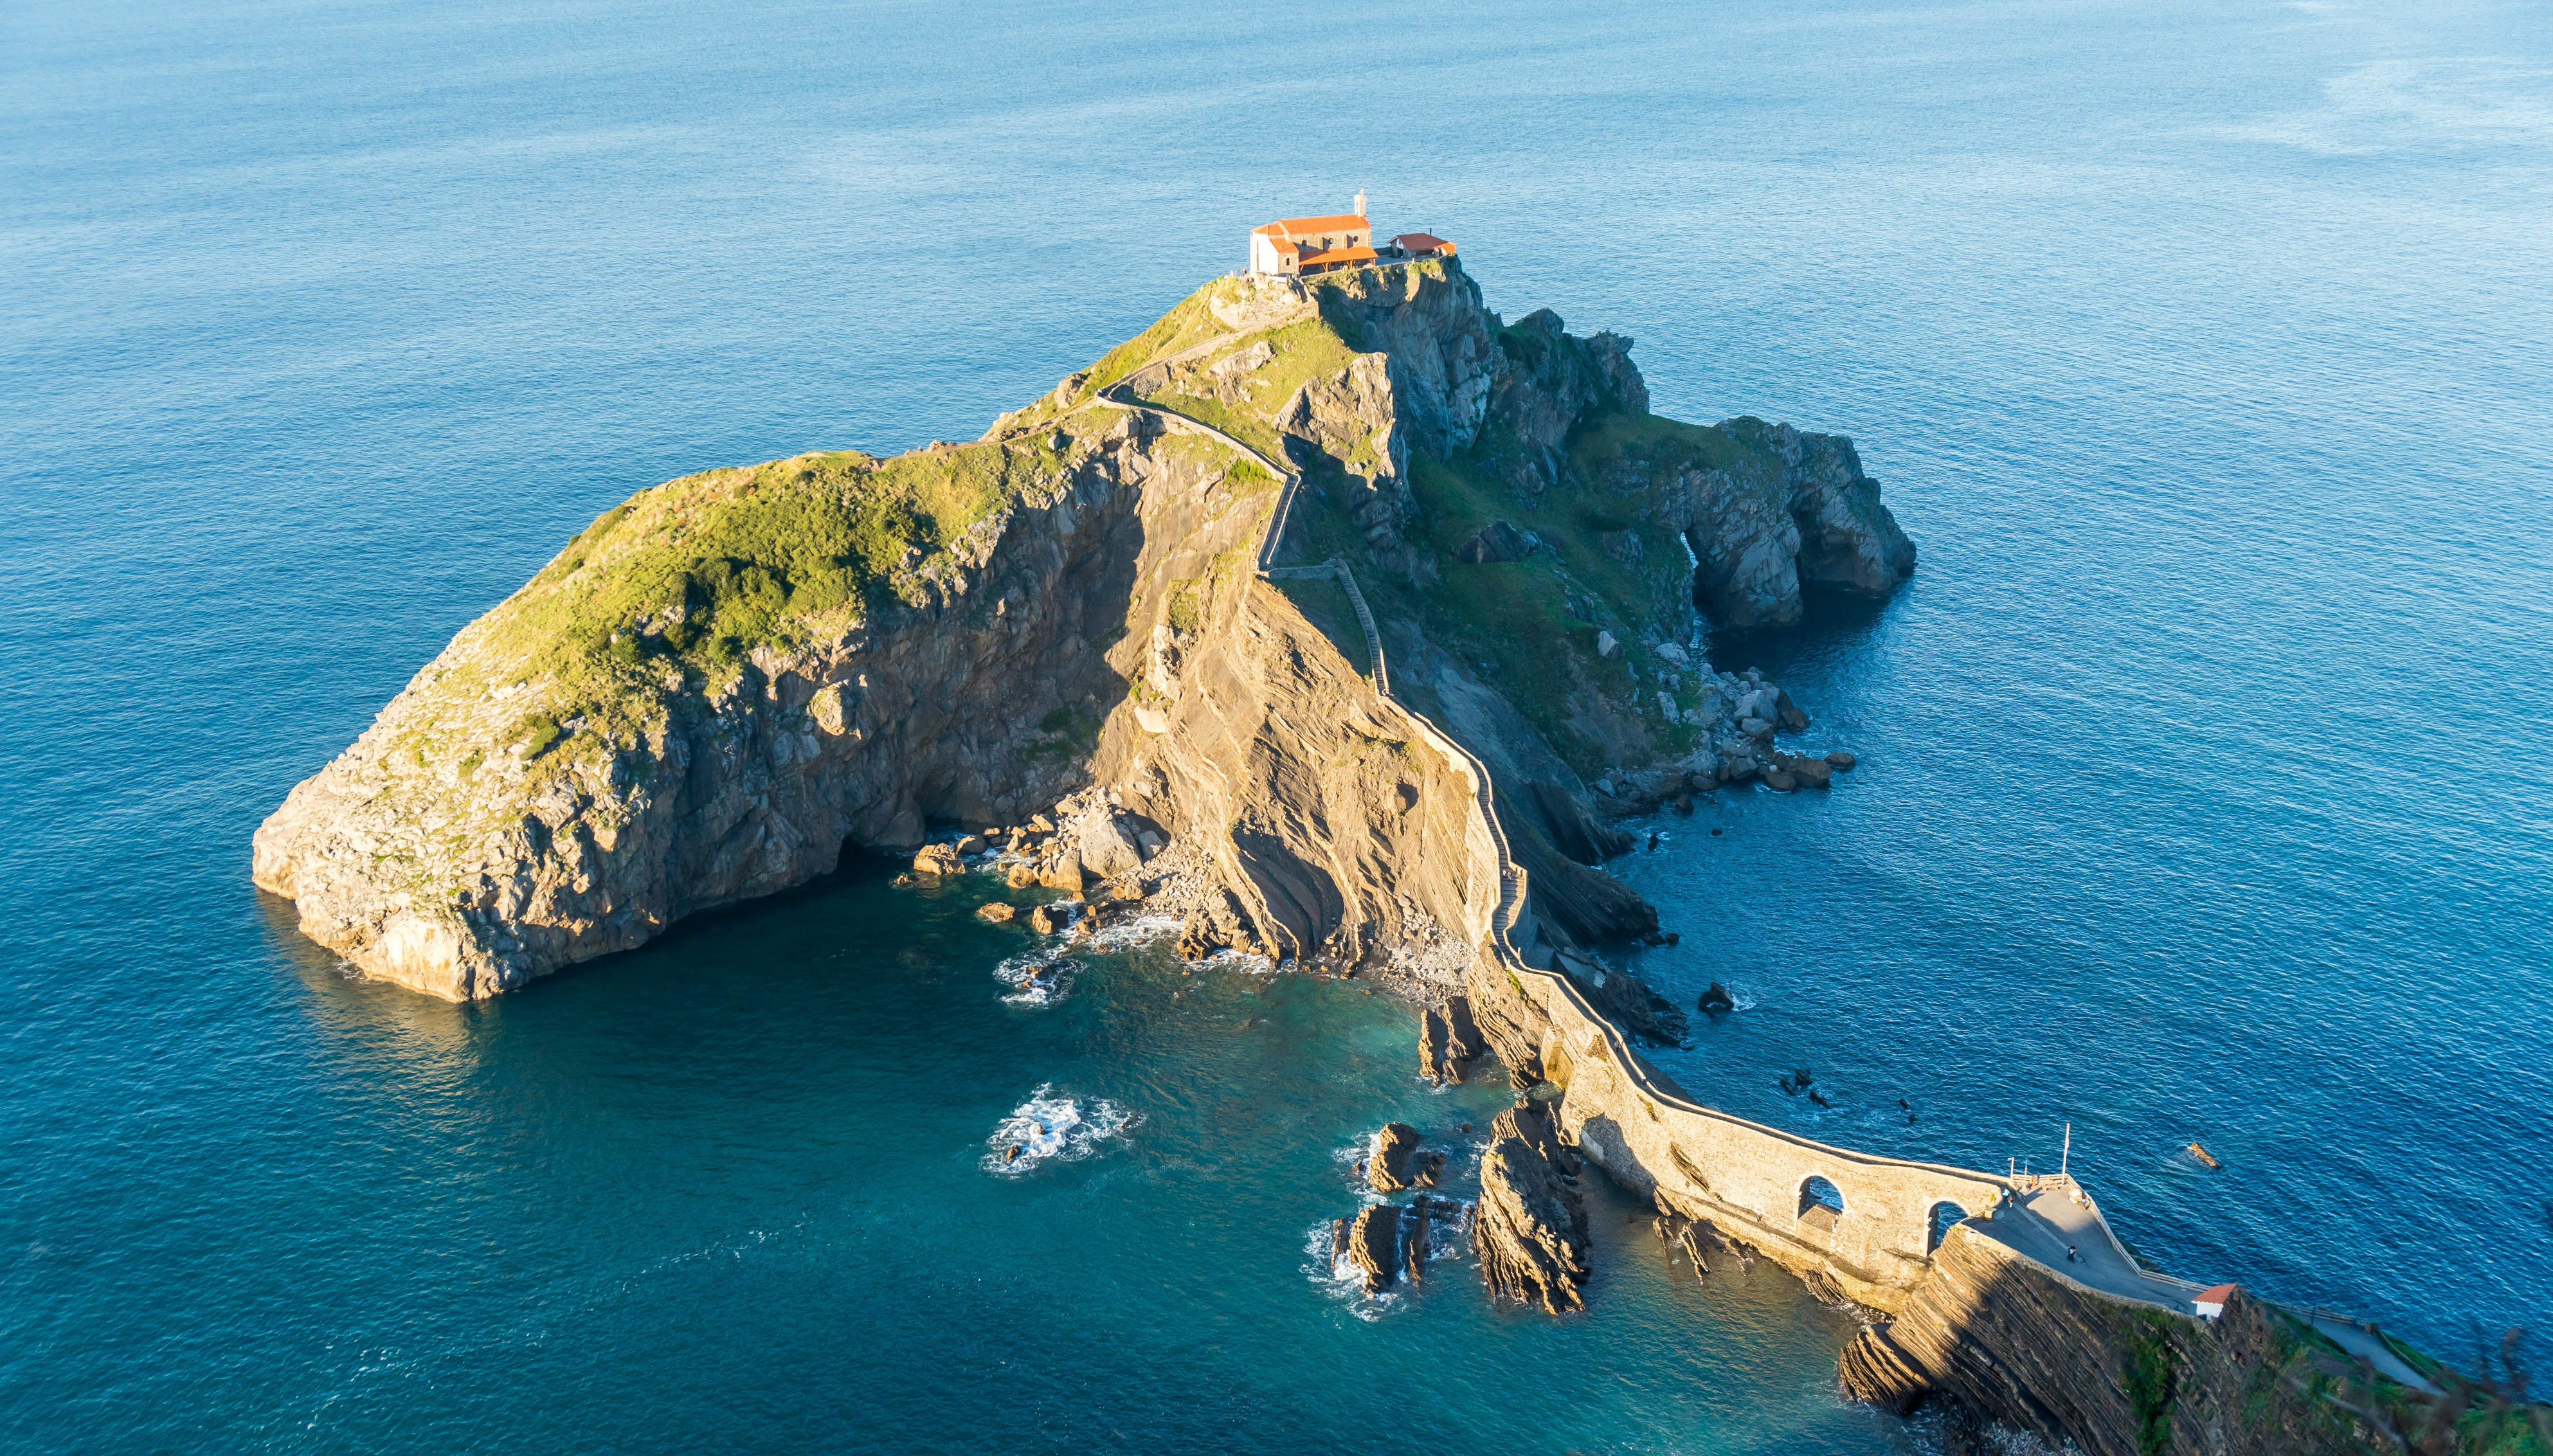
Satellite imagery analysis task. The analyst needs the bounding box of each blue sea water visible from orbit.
[4,0,2550,1450]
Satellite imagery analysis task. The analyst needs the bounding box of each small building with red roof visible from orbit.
[1249,194,1454,276]
[2192,1284,2239,1319]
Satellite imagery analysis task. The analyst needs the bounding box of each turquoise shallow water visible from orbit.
[4,0,2550,1449]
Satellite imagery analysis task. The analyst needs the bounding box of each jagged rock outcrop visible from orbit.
[1278,352,1412,548]
[1344,1204,1402,1293]
[1369,1122,1423,1193]
[1418,995,1483,1084]
[1472,1103,1589,1313]
[1314,264,1502,456]
[1580,414,1915,628]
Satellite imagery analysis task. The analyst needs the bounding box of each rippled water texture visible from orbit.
[4,0,2548,1449]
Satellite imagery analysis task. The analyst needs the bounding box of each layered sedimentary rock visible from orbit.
[1841,1229,2388,1456]
[1472,1103,1589,1313]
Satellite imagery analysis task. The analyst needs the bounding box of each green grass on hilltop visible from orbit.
[469,433,1072,725]
[1140,317,1364,467]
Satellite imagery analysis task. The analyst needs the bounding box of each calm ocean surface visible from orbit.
[5,0,2548,1450]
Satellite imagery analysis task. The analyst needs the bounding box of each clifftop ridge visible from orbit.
[252,255,1913,998]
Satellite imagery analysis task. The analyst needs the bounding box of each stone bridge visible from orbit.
[1116,322,2177,1318]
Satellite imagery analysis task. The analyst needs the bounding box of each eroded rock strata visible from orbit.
[1472,1103,1589,1314]
[1841,1230,2407,1456]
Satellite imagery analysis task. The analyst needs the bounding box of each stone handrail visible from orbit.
[1086,329,1307,576]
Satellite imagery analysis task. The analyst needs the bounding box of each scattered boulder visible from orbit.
[1762,766,1796,792]
[1673,794,1694,815]
[912,843,962,877]
[1776,689,1809,732]
[1825,750,1857,770]
[1455,519,1529,564]
[1028,903,1078,935]
[975,902,1016,924]
[1076,813,1143,879]
[1595,629,1619,659]
[1774,753,1833,788]
[1654,642,1689,666]
[1699,981,1735,1016]
[954,834,986,857]
[1037,849,1087,892]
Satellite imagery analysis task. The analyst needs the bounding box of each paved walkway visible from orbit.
[2298,1311,2442,1394]
[1969,1189,2200,1312]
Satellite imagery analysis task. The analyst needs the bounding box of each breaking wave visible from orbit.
[981,1085,1137,1175]
[1084,912,1182,950]
[994,948,1076,1006]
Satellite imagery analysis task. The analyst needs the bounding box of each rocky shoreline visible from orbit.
[246,255,2435,1456]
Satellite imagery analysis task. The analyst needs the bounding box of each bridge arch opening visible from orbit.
[1799,1176,1845,1231]
[1929,1200,1969,1252]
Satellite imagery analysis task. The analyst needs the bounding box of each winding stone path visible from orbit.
[1115,311,2320,1331]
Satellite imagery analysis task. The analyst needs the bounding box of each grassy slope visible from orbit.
[1263,307,1801,777]
[377,278,1302,821]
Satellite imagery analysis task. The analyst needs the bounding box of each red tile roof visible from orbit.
[1301,244,1380,269]
[1392,232,1453,251]
[2194,1284,2239,1303]
[1256,213,1369,237]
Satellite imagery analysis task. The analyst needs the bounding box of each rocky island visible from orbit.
[251,255,2514,1456]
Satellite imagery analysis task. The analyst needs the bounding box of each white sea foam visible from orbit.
[1301,1220,1401,1321]
[1185,945,1275,975]
[993,948,1076,1006]
[1297,1199,1472,1321]
[1085,912,1183,950]
[982,1084,1137,1175]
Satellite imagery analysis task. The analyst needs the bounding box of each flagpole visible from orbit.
[2061,1122,2071,1182]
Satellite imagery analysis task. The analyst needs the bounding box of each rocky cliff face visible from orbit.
[255,258,1915,998]
[1841,1229,2402,1456]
